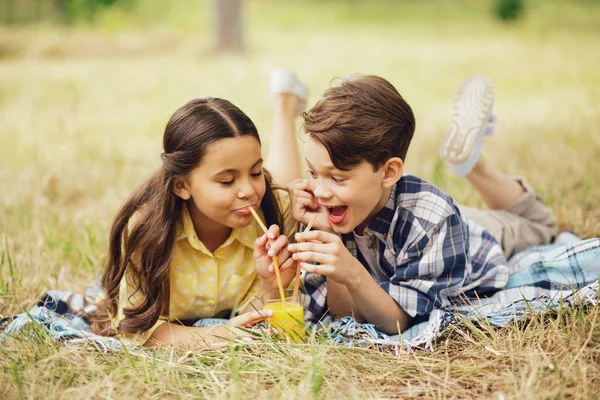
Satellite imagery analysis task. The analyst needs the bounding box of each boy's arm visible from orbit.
[292,213,471,333]
[343,269,412,334]
[326,278,362,321]
[339,212,473,332]
[290,230,411,333]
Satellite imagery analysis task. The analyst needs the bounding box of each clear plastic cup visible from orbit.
[262,289,305,342]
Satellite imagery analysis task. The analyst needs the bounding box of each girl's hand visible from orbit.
[226,309,272,329]
[213,309,274,340]
[287,230,364,288]
[253,224,298,291]
[286,179,331,232]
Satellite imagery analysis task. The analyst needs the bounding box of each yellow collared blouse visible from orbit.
[114,188,296,345]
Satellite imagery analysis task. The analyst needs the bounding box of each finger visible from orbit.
[287,241,330,254]
[294,190,318,209]
[233,309,273,326]
[300,261,334,275]
[266,224,280,240]
[279,255,296,271]
[274,248,293,269]
[285,178,305,191]
[253,234,268,256]
[293,251,332,265]
[254,234,268,247]
[267,234,289,257]
[287,178,311,191]
[295,230,339,244]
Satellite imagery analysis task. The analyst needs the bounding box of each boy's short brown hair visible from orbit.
[302,74,415,170]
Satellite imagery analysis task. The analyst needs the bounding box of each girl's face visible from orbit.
[175,135,266,232]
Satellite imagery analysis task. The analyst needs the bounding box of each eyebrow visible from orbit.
[305,158,336,171]
[214,159,263,176]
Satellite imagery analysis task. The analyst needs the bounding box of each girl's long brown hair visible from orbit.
[91,98,283,336]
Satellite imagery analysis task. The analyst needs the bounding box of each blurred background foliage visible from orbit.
[494,0,525,22]
[0,0,599,60]
[0,0,599,28]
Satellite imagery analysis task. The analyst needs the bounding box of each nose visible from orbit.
[311,178,333,200]
[237,179,256,199]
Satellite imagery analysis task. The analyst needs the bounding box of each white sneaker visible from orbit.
[269,69,309,115]
[439,75,496,177]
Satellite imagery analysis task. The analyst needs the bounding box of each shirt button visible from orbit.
[206,300,216,307]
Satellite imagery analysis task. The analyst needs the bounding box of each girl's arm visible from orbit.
[145,309,272,348]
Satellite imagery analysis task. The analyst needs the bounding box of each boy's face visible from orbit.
[305,137,392,234]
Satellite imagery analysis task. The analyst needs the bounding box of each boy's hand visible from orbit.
[287,230,364,288]
[253,224,298,290]
[286,179,332,232]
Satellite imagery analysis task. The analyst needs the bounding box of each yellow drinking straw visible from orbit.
[292,215,317,301]
[248,206,286,303]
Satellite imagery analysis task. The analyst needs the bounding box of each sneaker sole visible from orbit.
[439,75,495,164]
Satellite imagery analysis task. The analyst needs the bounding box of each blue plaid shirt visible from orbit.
[303,174,510,323]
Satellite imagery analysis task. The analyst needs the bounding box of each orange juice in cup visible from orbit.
[263,289,305,342]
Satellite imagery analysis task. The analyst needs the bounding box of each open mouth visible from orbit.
[326,206,348,224]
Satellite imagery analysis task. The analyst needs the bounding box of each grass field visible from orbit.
[1,0,600,398]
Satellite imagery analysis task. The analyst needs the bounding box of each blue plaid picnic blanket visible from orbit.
[327,235,600,350]
[1,234,599,351]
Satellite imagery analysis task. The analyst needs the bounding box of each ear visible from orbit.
[381,157,404,188]
[173,176,191,200]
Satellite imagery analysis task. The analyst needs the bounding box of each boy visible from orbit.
[286,75,557,333]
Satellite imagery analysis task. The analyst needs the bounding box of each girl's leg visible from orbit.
[264,71,308,186]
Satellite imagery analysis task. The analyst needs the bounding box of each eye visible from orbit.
[331,176,346,183]
[219,179,234,185]
[307,170,317,178]
[251,170,264,178]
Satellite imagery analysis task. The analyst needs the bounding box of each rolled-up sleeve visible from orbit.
[302,272,328,324]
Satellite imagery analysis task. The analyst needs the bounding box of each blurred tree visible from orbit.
[212,0,243,52]
[494,0,525,22]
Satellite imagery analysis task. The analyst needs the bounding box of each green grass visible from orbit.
[1,0,600,398]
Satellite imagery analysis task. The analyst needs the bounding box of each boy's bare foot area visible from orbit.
[440,75,496,177]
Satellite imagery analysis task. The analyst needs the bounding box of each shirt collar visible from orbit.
[342,182,398,245]
[177,203,259,251]
[366,182,397,240]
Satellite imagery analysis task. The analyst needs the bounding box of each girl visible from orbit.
[92,72,308,348]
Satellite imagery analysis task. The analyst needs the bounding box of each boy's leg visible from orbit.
[440,76,557,257]
[264,70,308,186]
[459,183,557,258]
[466,156,524,210]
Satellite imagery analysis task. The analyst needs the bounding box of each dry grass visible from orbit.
[1,0,599,398]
